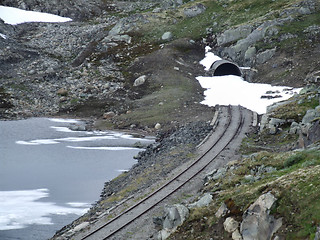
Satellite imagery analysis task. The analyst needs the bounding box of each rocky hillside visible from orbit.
[1,0,320,239]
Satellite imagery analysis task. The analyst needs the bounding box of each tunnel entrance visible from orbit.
[210,60,242,77]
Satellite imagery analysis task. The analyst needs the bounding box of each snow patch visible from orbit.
[197,51,302,114]
[48,118,79,123]
[0,6,72,25]
[66,146,141,151]
[0,189,88,230]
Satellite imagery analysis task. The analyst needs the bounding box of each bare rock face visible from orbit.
[240,192,282,240]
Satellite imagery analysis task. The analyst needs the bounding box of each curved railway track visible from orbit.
[76,105,252,240]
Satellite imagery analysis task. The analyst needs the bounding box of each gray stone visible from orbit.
[183,4,206,18]
[205,168,227,181]
[302,109,320,124]
[155,123,162,130]
[73,222,89,232]
[133,75,147,87]
[189,193,213,208]
[162,204,189,229]
[224,217,239,233]
[153,7,162,13]
[244,175,257,183]
[157,229,171,240]
[298,7,311,15]
[215,202,229,218]
[232,229,243,240]
[217,25,252,46]
[244,47,256,61]
[103,111,116,119]
[289,121,301,134]
[256,48,276,64]
[269,118,285,127]
[109,18,136,36]
[224,19,289,62]
[260,114,270,131]
[162,32,173,41]
[240,192,282,240]
[103,34,132,44]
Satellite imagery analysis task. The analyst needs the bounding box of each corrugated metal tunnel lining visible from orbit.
[210,60,242,77]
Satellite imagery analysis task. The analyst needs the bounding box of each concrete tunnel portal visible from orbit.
[210,60,242,77]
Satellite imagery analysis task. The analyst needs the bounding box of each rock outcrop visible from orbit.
[155,204,189,240]
[240,192,282,240]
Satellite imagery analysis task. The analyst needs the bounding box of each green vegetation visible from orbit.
[170,147,320,239]
[256,12,320,52]
[270,92,319,122]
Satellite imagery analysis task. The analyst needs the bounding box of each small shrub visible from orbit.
[284,153,305,168]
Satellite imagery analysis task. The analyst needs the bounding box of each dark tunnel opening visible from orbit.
[210,60,242,77]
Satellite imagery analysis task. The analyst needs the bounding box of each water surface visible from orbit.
[0,118,153,239]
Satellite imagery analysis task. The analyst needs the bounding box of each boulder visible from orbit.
[304,120,320,146]
[189,193,213,208]
[157,204,189,240]
[302,108,320,124]
[298,7,311,15]
[183,4,206,18]
[155,123,162,130]
[244,47,256,62]
[109,17,136,36]
[103,34,132,44]
[73,222,89,232]
[232,229,243,240]
[133,75,147,87]
[224,217,239,233]
[259,114,270,132]
[215,202,229,218]
[240,192,282,240]
[162,204,189,229]
[289,121,301,134]
[204,167,227,182]
[223,19,289,62]
[103,111,116,119]
[162,32,173,41]
[256,48,276,64]
[217,25,252,46]
[268,117,286,134]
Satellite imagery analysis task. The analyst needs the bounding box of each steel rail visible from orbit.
[79,105,248,240]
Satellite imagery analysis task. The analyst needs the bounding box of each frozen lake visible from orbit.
[0,118,153,240]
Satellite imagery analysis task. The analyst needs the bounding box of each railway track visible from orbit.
[75,105,252,240]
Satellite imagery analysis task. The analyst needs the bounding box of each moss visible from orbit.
[268,92,319,123]
[257,12,320,52]
[283,149,320,169]
[275,166,320,239]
